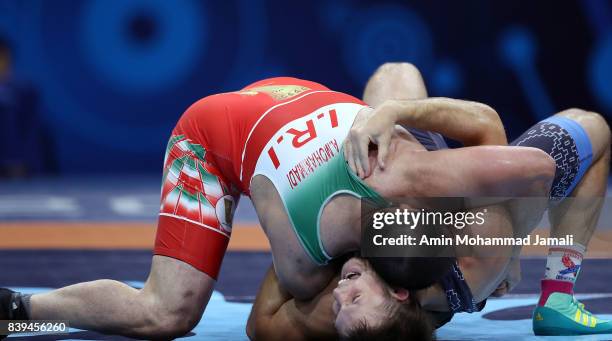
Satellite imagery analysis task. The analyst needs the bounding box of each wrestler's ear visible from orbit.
[389,287,410,302]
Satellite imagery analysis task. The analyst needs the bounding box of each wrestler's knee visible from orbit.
[364,62,427,104]
[556,108,610,141]
[375,62,422,78]
[375,63,425,88]
[556,108,611,156]
[142,292,202,339]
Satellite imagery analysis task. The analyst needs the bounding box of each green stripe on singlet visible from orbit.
[282,147,387,265]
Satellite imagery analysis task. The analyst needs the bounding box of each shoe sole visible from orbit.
[533,306,612,336]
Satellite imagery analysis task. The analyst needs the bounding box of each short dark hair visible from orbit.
[364,205,456,290]
[366,256,455,291]
[341,298,435,341]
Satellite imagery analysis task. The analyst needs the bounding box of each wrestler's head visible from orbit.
[367,255,456,291]
[332,257,434,340]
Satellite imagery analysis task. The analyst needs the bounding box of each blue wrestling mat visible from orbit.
[1,177,612,340]
[2,251,612,340]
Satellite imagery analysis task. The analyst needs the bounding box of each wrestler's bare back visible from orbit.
[250,127,556,301]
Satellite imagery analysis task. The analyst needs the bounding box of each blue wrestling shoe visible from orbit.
[533,292,612,335]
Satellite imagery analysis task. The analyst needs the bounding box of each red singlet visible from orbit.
[154,77,364,278]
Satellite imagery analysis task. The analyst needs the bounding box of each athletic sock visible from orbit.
[538,243,585,306]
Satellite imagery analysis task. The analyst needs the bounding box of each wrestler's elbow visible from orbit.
[245,318,257,340]
[527,148,556,182]
[514,147,556,196]
[246,315,268,341]
[473,104,507,145]
[247,318,294,341]
[476,147,555,197]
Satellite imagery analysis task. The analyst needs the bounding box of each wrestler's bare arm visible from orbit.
[247,266,338,341]
[370,144,555,199]
[246,267,303,341]
[346,97,507,177]
[402,146,553,300]
[389,98,507,145]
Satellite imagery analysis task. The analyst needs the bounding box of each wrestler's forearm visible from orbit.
[247,267,297,340]
[382,98,507,145]
[248,266,338,340]
[249,267,292,320]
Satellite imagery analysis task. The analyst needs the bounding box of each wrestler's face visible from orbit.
[332,257,408,336]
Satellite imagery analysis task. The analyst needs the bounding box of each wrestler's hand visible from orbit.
[505,256,521,292]
[490,258,521,297]
[490,280,509,297]
[344,103,398,178]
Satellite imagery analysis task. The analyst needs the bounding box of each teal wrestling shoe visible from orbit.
[533,292,612,335]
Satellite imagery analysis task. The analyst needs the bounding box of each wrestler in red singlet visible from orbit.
[154,77,364,278]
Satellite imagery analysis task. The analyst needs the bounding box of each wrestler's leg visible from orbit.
[2,132,235,339]
[492,110,609,300]
[510,108,612,335]
[363,62,427,105]
[29,256,213,339]
[507,109,609,237]
[547,109,610,244]
[537,109,609,303]
[363,62,448,154]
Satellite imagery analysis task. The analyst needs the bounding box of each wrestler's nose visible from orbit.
[333,286,348,306]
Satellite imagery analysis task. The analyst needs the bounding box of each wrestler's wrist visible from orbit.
[379,100,403,124]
